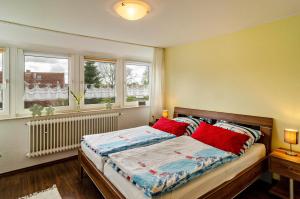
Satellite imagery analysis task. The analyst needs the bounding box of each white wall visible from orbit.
[0,107,150,174]
[0,22,153,174]
[0,21,153,61]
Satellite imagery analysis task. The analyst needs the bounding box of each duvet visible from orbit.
[108,136,237,197]
[81,125,175,157]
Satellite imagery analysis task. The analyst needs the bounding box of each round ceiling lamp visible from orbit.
[114,0,151,21]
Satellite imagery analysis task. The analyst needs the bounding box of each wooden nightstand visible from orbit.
[269,148,300,199]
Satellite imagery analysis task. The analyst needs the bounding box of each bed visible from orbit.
[78,107,273,199]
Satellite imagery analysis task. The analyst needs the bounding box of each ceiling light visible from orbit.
[114,0,151,21]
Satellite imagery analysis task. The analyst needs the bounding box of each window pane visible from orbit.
[0,52,3,110]
[24,55,69,108]
[84,60,116,104]
[126,63,149,102]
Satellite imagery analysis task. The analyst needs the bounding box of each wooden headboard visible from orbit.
[173,107,273,154]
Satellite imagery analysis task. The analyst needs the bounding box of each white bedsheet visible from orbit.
[81,142,106,172]
[104,143,266,199]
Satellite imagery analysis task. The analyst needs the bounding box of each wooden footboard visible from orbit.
[78,148,125,199]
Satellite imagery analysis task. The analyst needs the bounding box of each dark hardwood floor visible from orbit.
[0,159,279,199]
[0,158,103,199]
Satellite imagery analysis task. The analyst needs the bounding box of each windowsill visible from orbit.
[0,105,150,121]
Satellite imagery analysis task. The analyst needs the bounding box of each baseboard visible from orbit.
[0,155,78,177]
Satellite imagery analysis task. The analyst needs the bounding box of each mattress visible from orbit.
[103,143,266,199]
[81,142,106,172]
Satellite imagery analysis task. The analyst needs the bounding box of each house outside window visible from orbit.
[24,54,69,108]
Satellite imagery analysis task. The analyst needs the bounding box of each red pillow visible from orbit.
[152,117,189,137]
[191,122,250,155]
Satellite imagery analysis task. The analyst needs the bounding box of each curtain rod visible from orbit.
[84,56,117,63]
[0,19,157,49]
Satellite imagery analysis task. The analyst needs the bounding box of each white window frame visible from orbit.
[0,48,10,116]
[124,60,151,108]
[16,50,74,115]
[80,56,121,109]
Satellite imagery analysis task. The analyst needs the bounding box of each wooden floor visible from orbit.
[0,158,279,199]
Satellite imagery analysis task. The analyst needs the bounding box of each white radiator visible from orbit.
[26,112,120,157]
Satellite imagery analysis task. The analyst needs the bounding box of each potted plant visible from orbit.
[45,106,55,116]
[103,98,113,110]
[29,104,44,118]
[70,90,84,112]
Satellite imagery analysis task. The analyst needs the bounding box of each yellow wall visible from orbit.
[165,15,300,151]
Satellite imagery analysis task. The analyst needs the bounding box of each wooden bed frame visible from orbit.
[78,107,273,199]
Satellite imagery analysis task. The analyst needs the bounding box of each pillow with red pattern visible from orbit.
[191,122,250,155]
[152,117,189,137]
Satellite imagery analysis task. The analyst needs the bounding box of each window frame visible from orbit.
[123,60,151,108]
[80,56,120,109]
[0,48,152,119]
[0,48,10,116]
[16,50,74,115]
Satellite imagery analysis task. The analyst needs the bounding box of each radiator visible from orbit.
[26,112,120,157]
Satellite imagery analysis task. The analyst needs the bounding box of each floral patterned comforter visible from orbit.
[108,136,237,197]
[81,125,175,157]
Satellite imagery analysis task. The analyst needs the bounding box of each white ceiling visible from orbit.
[0,0,300,47]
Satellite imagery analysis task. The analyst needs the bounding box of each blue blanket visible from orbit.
[81,125,175,157]
[108,136,237,197]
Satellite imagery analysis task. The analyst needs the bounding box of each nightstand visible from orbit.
[269,148,300,199]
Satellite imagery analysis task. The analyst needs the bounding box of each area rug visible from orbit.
[19,185,62,199]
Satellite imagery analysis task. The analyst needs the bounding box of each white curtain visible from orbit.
[150,48,164,121]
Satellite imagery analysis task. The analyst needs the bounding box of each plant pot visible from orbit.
[76,104,80,112]
[106,103,112,110]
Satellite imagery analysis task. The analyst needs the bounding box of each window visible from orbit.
[0,47,154,118]
[0,48,9,114]
[125,62,150,106]
[84,58,116,105]
[0,49,4,110]
[24,54,69,108]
